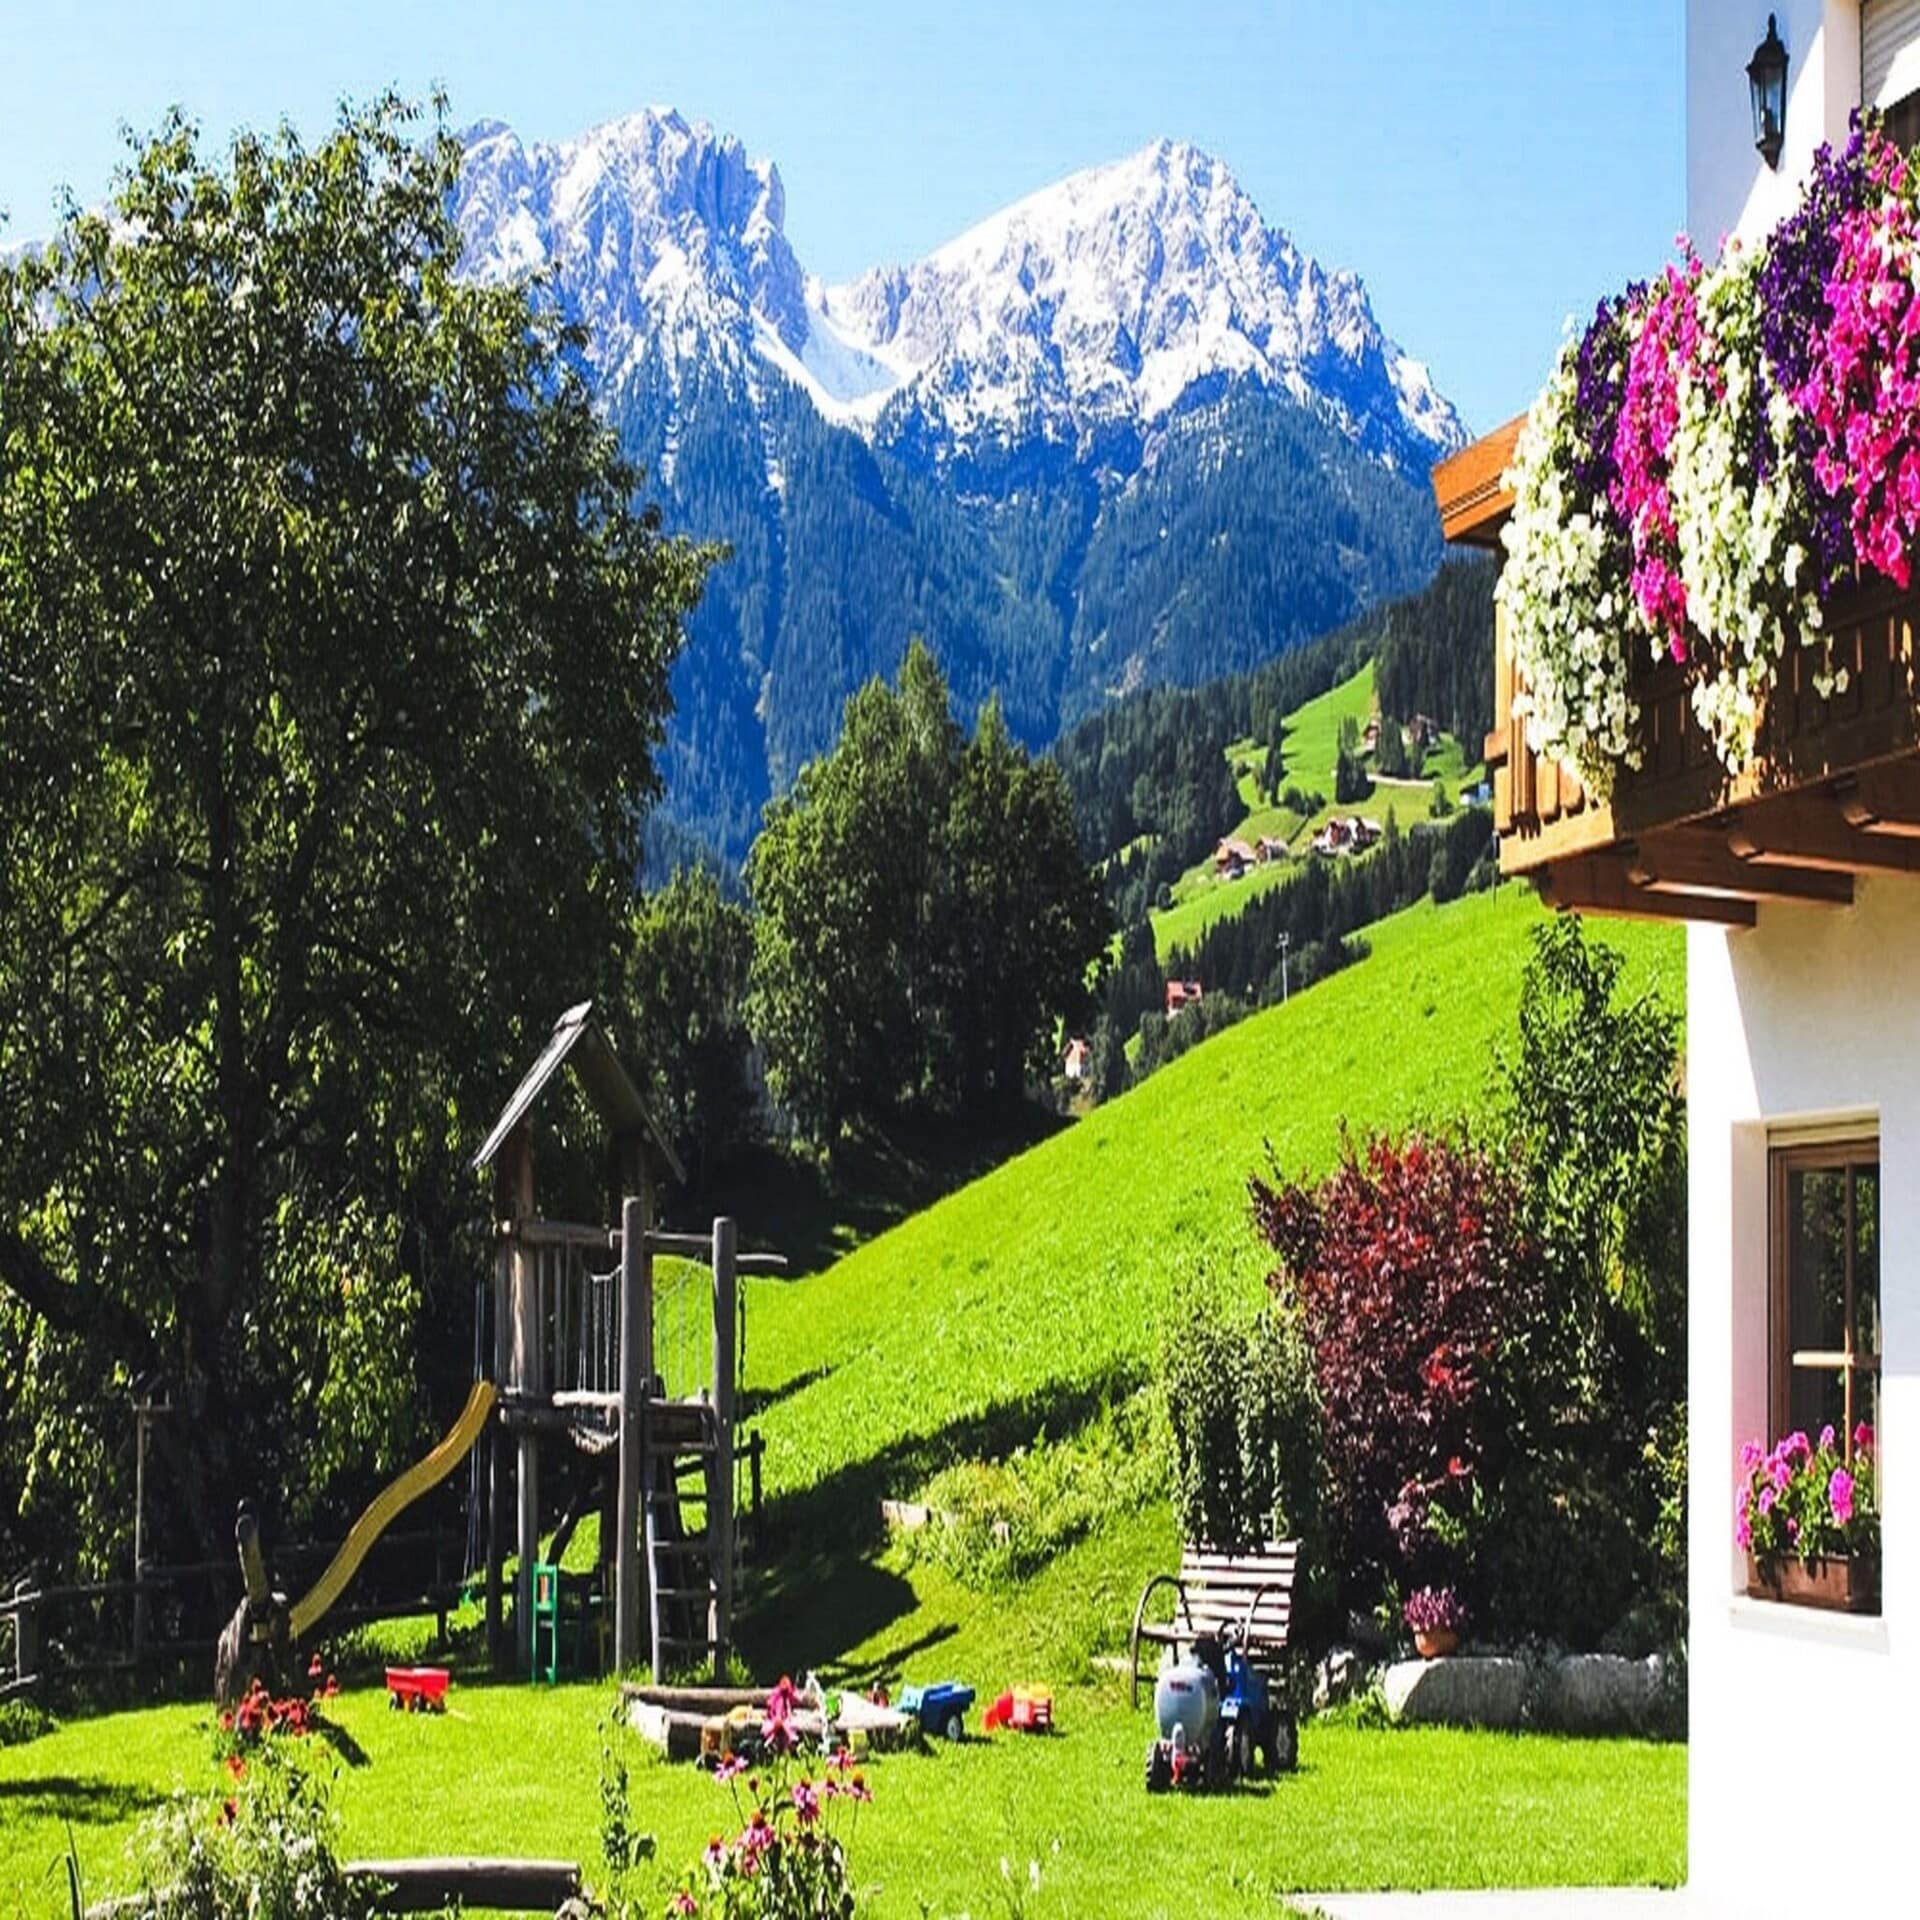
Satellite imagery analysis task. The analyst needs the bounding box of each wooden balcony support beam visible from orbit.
[1538,853,1757,928]
[1726,795,1920,874]
[1835,761,1920,837]
[1625,831,1854,906]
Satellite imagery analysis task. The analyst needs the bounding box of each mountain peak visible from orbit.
[816,137,1460,468]
[454,110,1464,468]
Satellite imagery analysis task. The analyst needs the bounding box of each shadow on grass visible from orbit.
[311,1714,371,1768]
[739,1364,834,1424]
[736,1363,1145,1677]
[0,1774,168,1826]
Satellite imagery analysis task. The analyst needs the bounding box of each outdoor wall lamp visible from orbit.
[1749,13,1789,169]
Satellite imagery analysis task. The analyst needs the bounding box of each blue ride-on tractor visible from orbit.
[1144,1623,1296,1791]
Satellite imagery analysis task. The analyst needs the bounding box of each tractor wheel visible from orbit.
[1269,1711,1299,1774]
[1146,1742,1172,1793]
[1228,1725,1252,1781]
[944,1711,965,1743]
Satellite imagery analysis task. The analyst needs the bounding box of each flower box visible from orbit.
[1744,1549,1880,1614]
[1444,121,1920,908]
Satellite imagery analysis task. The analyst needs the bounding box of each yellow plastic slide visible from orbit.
[288,1379,497,1642]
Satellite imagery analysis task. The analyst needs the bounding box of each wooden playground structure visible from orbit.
[194,1001,782,1703]
[473,999,784,1678]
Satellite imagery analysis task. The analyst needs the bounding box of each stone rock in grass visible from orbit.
[1534,1652,1665,1733]
[1381,1654,1531,1729]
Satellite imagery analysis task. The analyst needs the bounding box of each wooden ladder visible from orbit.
[643,1405,729,1677]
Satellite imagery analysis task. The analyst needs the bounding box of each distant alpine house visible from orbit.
[1435,5,1920,1911]
[452,113,1466,862]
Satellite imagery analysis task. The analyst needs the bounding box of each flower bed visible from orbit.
[1499,118,1920,793]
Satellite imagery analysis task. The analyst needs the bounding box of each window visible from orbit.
[1886,87,1920,153]
[1769,1140,1880,1455]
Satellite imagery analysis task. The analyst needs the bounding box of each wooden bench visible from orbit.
[1129,1539,1299,1709]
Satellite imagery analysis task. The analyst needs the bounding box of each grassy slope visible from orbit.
[742,884,1682,1511]
[0,887,1688,1913]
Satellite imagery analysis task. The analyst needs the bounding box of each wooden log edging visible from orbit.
[344,1858,583,1913]
[88,1858,583,1920]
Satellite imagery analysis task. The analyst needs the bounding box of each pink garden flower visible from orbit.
[1611,260,1706,661]
[1831,1466,1856,1526]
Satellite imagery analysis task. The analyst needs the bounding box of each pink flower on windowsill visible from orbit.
[1831,1466,1856,1526]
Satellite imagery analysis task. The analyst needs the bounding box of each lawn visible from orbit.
[1152,856,1295,961]
[2,1513,1686,1917]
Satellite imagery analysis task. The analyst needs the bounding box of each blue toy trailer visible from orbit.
[898,1680,975,1741]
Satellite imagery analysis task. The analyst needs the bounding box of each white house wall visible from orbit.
[1686,879,1920,1916]
[1686,1,1860,248]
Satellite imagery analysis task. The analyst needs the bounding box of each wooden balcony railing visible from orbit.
[1434,421,1920,925]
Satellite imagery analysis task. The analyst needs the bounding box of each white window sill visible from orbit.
[1727,1593,1890,1652]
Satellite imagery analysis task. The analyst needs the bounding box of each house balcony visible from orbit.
[1434,420,1920,926]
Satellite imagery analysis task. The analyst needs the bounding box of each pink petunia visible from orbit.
[1830,1467,1856,1526]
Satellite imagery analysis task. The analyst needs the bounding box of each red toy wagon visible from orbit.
[385,1664,450,1712]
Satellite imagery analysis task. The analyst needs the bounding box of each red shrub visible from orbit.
[1251,1130,1544,1607]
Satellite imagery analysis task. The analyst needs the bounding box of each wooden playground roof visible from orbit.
[472,1000,685,1184]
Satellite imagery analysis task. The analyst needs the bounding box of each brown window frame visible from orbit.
[1768,1138,1880,1457]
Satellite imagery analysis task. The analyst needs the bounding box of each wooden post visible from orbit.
[709,1217,738,1673]
[487,1127,531,1671]
[486,1232,510,1669]
[132,1404,149,1660]
[614,1191,653,1672]
[514,1241,540,1673]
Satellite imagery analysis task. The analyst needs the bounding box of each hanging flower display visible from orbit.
[1497,118,1915,790]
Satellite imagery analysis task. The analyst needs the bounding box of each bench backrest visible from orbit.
[1176,1540,1298,1654]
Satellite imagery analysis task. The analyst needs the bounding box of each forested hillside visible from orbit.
[1048,555,1498,1100]
[1056,556,1496,905]
[620,375,1449,863]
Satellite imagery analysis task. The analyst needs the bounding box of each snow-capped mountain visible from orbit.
[816,138,1460,470]
[452,110,1460,864]
[454,112,1463,474]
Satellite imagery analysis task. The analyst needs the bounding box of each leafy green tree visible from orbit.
[1485,917,1689,1636]
[1088,1019,1131,1105]
[748,645,1107,1138]
[746,641,959,1140]
[0,100,713,1574]
[623,871,757,1188]
[948,697,1110,1108]
[1333,715,1372,805]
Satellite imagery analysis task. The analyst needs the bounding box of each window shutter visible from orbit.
[1863,0,1920,111]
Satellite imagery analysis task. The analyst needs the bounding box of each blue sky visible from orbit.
[0,0,1683,432]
